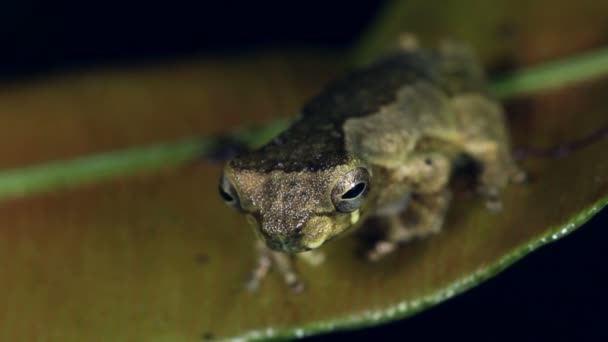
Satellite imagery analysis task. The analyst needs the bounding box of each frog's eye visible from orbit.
[219,175,241,210]
[331,167,371,213]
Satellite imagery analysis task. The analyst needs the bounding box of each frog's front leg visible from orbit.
[368,153,452,261]
[368,189,452,261]
[247,241,325,293]
[247,240,304,293]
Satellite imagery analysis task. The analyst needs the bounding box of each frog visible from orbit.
[218,36,525,292]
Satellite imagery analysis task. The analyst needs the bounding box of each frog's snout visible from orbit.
[256,215,334,254]
[258,229,310,253]
[263,235,310,253]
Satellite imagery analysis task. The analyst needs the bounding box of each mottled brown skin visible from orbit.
[220,39,524,291]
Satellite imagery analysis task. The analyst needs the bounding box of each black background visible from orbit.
[2,1,607,340]
[0,1,379,78]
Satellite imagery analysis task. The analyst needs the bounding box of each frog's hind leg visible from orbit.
[449,94,526,210]
[368,189,452,261]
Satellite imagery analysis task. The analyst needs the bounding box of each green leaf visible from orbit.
[1,1,608,341]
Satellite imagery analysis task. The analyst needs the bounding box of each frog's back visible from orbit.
[302,43,486,124]
[230,47,486,173]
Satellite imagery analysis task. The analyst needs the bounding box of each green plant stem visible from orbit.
[0,139,206,199]
[490,47,608,98]
[0,49,608,200]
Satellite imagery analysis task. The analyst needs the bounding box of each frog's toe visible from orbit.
[246,252,272,292]
[398,33,420,51]
[246,241,306,293]
[285,273,305,293]
[367,241,398,261]
[246,261,305,293]
[246,277,261,292]
[477,186,503,211]
[485,198,503,212]
[511,168,527,184]
[481,191,503,211]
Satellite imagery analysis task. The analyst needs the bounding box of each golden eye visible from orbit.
[331,167,371,213]
[219,175,241,210]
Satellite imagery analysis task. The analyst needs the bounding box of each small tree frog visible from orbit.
[219,37,524,291]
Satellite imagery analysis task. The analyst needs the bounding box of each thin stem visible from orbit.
[0,138,206,199]
[0,120,287,200]
[490,47,608,99]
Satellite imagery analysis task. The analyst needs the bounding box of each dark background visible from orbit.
[0,1,378,79]
[2,1,607,340]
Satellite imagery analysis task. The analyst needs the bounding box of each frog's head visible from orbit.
[219,159,373,253]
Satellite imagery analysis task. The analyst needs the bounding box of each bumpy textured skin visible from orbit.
[223,41,523,288]
[230,48,482,173]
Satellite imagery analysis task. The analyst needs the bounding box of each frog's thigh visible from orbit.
[449,95,525,209]
[368,189,452,261]
[395,152,452,194]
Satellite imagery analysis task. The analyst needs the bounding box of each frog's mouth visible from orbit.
[252,210,348,253]
[256,222,329,253]
[260,232,312,253]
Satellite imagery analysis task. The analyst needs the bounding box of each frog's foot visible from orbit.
[368,190,452,261]
[509,165,527,184]
[246,241,305,293]
[475,152,526,211]
[398,33,420,51]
